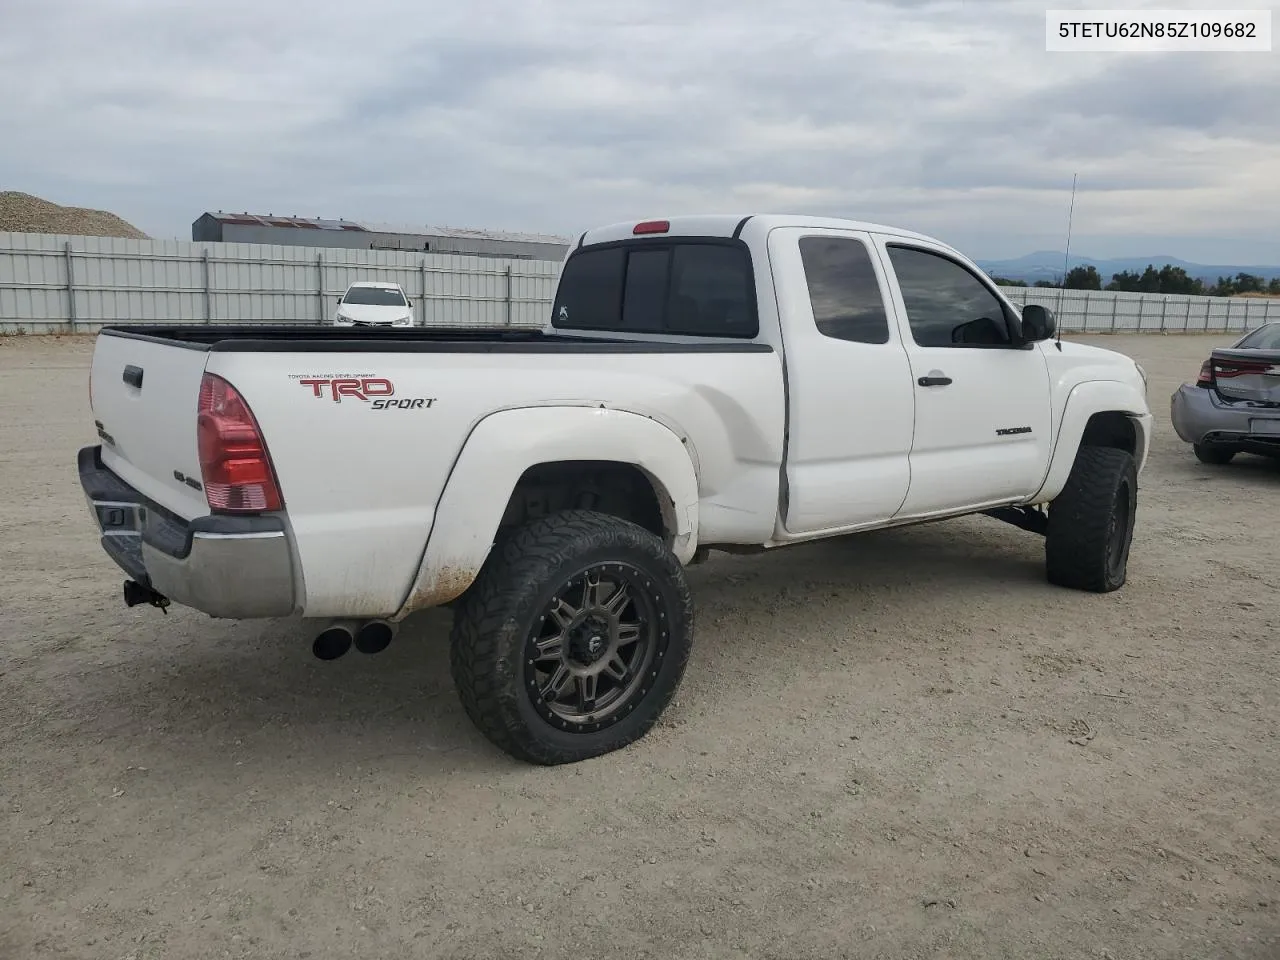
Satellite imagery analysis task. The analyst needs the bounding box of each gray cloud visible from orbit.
[0,0,1276,261]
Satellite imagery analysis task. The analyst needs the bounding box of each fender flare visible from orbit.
[394,405,700,617]
[1031,380,1151,503]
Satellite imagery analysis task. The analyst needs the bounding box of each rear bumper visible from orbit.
[1170,384,1280,453]
[78,445,297,618]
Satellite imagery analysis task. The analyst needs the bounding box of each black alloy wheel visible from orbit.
[449,510,694,765]
[525,562,662,732]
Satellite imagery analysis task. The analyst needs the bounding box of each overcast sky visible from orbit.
[2,0,1277,262]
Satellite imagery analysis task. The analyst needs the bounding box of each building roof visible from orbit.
[201,211,571,245]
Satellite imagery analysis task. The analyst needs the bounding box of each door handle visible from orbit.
[918,375,952,387]
[122,365,144,389]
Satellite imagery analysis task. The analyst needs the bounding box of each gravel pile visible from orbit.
[0,191,148,239]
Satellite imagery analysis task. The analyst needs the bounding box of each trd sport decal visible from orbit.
[291,375,435,409]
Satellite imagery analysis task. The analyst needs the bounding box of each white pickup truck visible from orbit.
[79,214,1153,765]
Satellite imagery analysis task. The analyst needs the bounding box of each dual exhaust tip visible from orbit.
[313,619,396,660]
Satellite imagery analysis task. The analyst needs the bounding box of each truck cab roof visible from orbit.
[576,214,951,254]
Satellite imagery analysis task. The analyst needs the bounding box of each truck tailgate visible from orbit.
[90,333,211,519]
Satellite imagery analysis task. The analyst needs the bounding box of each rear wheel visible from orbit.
[1193,441,1237,465]
[1045,446,1137,593]
[449,510,694,765]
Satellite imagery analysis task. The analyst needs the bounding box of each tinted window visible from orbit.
[553,247,624,329]
[1236,322,1280,350]
[887,246,1011,348]
[554,242,757,338]
[798,236,889,344]
[341,286,407,306]
[666,245,756,337]
[621,249,668,332]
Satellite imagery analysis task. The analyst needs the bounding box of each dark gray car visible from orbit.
[1171,321,1280,464]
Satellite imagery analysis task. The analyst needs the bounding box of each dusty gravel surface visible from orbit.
[2,333,1277,960]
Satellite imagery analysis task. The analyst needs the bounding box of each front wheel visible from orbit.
[1193,441,1237,465]
[1045,446,1137,593]
[449,510,694,765]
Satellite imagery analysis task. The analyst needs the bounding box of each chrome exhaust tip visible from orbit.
[353,618,397,655]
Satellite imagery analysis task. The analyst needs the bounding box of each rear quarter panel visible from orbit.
[206,347,786,619]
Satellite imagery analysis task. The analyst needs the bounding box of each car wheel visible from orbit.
[1045,446,1137,593]
[449,510,694,765]
[1193,442,1237,465]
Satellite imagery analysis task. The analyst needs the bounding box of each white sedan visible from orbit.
[332,282,415,327]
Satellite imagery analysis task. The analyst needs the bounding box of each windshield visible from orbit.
[1235,322,1280,350]
[341,286,407,307]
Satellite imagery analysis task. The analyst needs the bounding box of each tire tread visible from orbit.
[1193,442,1236,465]
[1045,446,1136,593]
[449,510,693,765]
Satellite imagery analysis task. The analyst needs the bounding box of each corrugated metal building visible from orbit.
[192,211,571,261]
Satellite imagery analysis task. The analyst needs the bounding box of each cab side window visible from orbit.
[887,245,1012,348]
[798,236,890,344]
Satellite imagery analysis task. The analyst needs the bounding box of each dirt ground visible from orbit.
[1,333,1276,960]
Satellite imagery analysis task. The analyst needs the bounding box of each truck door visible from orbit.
[769,227,915,535]
[874,237,1052,517]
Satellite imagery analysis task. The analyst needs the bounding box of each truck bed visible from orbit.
[88,322,787,619]
[101,324,775,355]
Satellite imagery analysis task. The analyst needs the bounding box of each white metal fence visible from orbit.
[2,231,1277,334]
[0,232,560,333]
[998,285,1278,334]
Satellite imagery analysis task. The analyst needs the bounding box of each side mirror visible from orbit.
[1021,303,1056,342]
[951,316,1006,345]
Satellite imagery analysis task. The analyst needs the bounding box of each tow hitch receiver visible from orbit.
[123,579,171,613]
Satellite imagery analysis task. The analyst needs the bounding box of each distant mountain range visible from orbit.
[975,251,1280,285]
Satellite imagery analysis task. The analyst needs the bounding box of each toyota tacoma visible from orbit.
[78,214,1153,764]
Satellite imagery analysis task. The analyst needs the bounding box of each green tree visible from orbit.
[1155,265,1204,296]
[1063,265,1102,290]
[1232,272,1265,294]
[1106,270,1142,292]
[1268,278,1280,295]
[1137,266,1166,292]
[1209,276,1236,297]
[1033,279,1058,288]
[990,276,1028,287]
[1107,264,1208,295]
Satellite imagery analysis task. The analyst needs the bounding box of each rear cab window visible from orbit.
[553,240,758,338]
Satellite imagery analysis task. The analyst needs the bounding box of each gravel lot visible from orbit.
[2,333,1276,960]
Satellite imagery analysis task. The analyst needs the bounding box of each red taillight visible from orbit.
[197,373,283,513]
[1213,358,1269,379]
[1196,360,1213,387]
[633,220,670,235]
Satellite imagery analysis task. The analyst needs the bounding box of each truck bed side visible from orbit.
[88,326,785,620]
[210,344,785,618]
